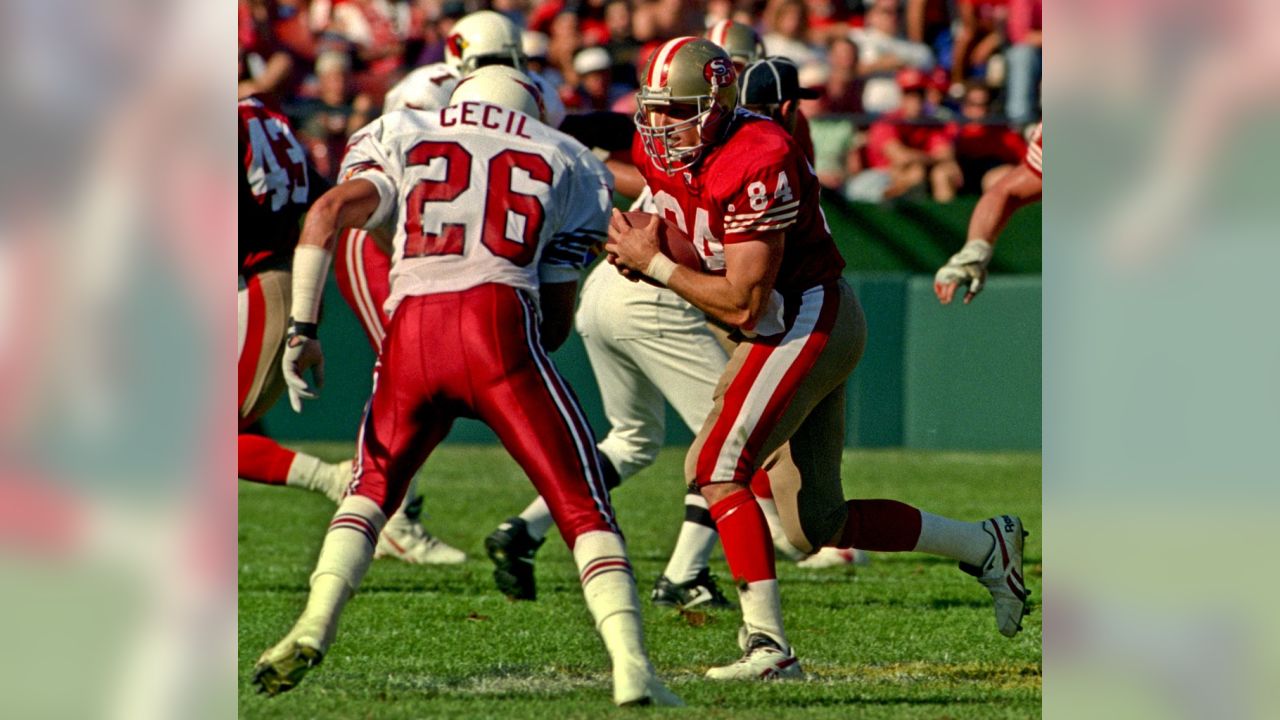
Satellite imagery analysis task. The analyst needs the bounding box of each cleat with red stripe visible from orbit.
[795,546,871,569]
[960,514,1029,638]
[374,514,466,565]
[705,632,803,680]
[252,617,331,696]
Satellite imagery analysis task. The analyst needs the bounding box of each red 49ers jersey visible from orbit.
[238,97,314,275]
[633,109,845,300]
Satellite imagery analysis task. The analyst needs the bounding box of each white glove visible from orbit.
[934,239,993,304]
[281,322,324,413]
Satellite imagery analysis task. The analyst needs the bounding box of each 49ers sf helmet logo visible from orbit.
[704,57,735,86]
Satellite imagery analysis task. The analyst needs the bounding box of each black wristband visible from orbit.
[289,318,319,339]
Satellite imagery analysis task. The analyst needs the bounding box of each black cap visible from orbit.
[739,57,822,107]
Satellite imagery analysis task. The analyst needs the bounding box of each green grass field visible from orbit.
[239,444,1041,719]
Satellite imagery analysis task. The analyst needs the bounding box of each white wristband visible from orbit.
[645,253,678,286]
[290,245,333,324]
[955,239,994,265]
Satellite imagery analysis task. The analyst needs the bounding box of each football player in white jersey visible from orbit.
[329,9,568,564]
[254,67,680,708]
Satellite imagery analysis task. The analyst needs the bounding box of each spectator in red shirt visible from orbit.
[849,68,963,202]
[951,82,1028,193]
[818,36,864,116]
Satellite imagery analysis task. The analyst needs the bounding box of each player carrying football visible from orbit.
[608,38,1029,679]
[252,67,680,707]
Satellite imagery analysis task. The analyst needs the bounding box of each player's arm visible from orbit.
[538,281,578,351]
[283,178,384,410]
[934,163,1042,305]
[607,158,646,199]
[606,210,783,330]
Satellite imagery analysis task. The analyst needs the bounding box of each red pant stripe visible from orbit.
[695,342,775,485]
[237,275,267,412]
[734,284,839,479]
[336,229,388,352]
[515,290,618,532]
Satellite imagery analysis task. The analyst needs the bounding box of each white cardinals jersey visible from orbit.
[340,103,611,315]
[383,62,566,127]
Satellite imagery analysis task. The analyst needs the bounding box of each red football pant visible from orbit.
[237,434,295,485]
[351,284,618,546]
[334,229,392,353]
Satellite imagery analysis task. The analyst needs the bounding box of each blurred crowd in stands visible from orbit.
[239,0,1041,202]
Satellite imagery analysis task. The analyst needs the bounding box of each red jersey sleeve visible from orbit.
[718,132,805,244]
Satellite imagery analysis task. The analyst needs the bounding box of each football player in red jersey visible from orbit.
[238,97,350,503]
[934,122,1043,304]
[252,68,680,707]
[608,38,1030,679]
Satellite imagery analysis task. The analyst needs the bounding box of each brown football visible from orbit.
[619,211,703,285]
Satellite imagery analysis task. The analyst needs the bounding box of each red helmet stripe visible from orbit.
[648,36,696,89]
[710,20,729,47]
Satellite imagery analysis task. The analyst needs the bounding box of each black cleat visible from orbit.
[651,568,734,609]
[485,517,545,600]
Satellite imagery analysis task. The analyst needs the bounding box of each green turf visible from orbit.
[239,445,1041,718]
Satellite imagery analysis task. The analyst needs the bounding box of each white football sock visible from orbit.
[285,453,339,497]
[756,496,806,561]
[573,531,649,665]
[739,579,788,653]
[518,496,555,541]
[914,512,995,567]
[309,495,387,610]
[661,492,716,583]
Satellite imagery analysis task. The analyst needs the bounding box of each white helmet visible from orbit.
[445,11,525,74]
[449,66,545,122]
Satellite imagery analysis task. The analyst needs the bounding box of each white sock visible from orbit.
[310,495,387,602]
[285,453,331,494]
[662,492,717,583]
[573,531,649,665]
[756,496,806,561]
[914,512,995,566]
[518,496,556,541]
[739,579,788,653]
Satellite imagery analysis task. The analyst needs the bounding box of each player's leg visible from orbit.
[690,280,864,679]
[485,268,657,599]
[475,287,677,706]
[237,270,346,501]
[333,231,464,564]
[253,299,452,695]
[767,286,1027,637]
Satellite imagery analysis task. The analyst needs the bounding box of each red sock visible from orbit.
[748,468,773,499]
[838,499,922,551]
[709,488,776,583]
[238,434,296,485]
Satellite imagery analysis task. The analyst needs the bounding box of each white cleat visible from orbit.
[796,546,871,569]
[252,616,332,696]
[961,514,1030,638]
[374,515,467,565]
[705,631,803,680]
[613,660,684,707]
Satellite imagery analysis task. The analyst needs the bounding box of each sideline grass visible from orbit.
[239,445,1041,718]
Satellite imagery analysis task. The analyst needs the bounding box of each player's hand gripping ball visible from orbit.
[606,210,702,286]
